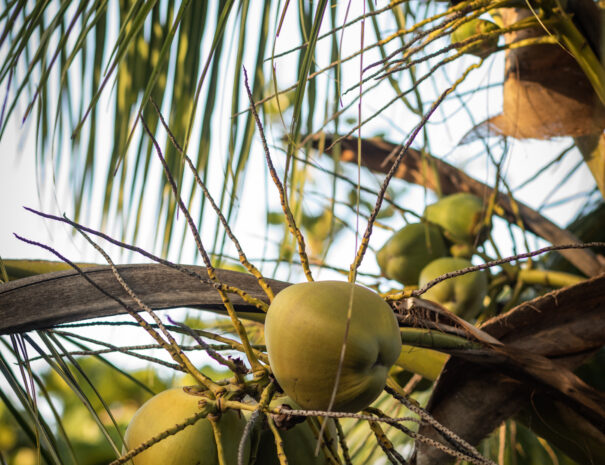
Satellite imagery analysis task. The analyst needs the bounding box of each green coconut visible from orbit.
[123,387,249,465]
[418,257,488,320]
[423,193,490,246]
[376,222,447,285]
[451,18,500,58]
[265,281,401,413]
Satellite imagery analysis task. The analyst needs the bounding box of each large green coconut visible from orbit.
[376,222,447,285]
[423,193,490,246]
[123,387,249,465]
[418,257,488,320]
[265,281,401,413]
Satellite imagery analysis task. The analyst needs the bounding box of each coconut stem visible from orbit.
[394,345,449,380]
[268,416,289,465]
[367,417,406,465]
[210,417,227,465]
[575,134,605,199]
[518,268,585,288]
[400,327,484,351]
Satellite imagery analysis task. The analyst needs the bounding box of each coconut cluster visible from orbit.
[377,193,490,321]
[123,277,405,464]
[123,284,403,463]
[122,193,493,465]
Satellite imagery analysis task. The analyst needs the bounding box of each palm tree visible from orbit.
[0,1,604,464]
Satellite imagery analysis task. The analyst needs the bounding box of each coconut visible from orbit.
[423,193,489,246]
[451,18,500,58]
[376,222,447,285]
[418,257,488,320]
[123,387,248,465]
[265,281,401,413]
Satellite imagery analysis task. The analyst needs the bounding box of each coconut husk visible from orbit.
[462,5,605,142]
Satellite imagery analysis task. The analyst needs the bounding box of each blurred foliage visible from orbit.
[466,420,579,465]
[0,355,233,465]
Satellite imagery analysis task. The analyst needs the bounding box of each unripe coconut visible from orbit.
[451,18,500,58]
[418,257,488,320]
[265,281,401,412]
[123,387,249,465]
[423,193,490,246]
[376,223,447,285]
[253,396,337,465]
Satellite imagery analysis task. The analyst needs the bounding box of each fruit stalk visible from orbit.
[210,417,228,465]
[517,268,584,288]
[400,327,483,351]
[267,416,288,465]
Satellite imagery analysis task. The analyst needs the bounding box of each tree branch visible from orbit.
[0,264,290,335]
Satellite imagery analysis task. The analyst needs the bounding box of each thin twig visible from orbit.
[239,381,276,465]
[224,400,420,424]
[402,374,424,397]
[38,332,189,371]
[140,115,265,375]
[385,385,492,465]
[267,416,289,465]
[388,420,492,465]
[367,415,408,464]
[210,416,227,465]
[150,97,275,304]
[167,317,247,379]
[52,321,269,363]
[23,208,270,312]
[243,67,314,282]
[13,235,186,373]
[239,409,261,465]
[267,0,408,62]
[265,405,490,465]
[329,46,482,152]
[335,419,353,465]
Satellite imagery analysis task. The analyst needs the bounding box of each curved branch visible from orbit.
[0,264,290,335]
